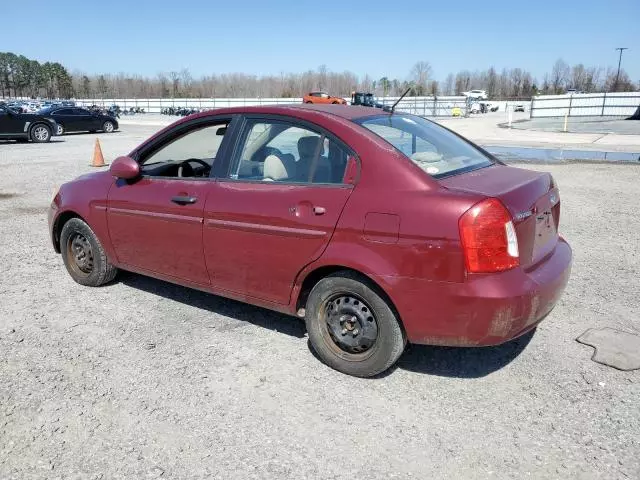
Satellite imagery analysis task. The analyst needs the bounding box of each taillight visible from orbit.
[459,198,520,273]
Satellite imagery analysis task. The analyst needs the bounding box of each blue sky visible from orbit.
[1,0,638,82]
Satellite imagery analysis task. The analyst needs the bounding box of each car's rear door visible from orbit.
[203,115,356,305]
[52,108,74,131]
[71,108,96,131]
[106,116,235,286]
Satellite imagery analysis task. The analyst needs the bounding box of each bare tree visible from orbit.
[169,71,180,97]
[486,67,497,99]
[430,80,439,96]
[510,68,524,97]
[317,64,328,91]
[180,68,193,97]
[411,61,432,95]
[551,59,570,94]
[605,67,634,92]
[443,73,454,95]
[570,64,587,91]
[584,66,603,92]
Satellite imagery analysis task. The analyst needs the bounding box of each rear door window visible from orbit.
[229,119,351,184]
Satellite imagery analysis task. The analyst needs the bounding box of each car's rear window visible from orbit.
[356,114,493,178]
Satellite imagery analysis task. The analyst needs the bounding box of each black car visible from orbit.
[38,106,118,135]
[0,104,58,143]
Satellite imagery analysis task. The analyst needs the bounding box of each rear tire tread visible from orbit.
[305,270,406,377]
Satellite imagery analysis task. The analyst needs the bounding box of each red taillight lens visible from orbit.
[459,198,520,273]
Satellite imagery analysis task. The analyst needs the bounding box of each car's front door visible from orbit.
[0,107,24,135]
[203,116,355,305]
[107,118,234,286]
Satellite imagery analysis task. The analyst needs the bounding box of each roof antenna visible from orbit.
[389,86,412,114]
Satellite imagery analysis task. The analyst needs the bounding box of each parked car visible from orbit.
[462,89,487,100]
[48,104,572,377]
[514,104,525,112]
[38,106,118,135]
[303,92,347,104]
[0,104,58,142]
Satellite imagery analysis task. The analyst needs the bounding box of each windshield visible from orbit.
[357,114,493,178]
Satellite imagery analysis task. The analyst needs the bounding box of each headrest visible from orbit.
[263,154,291,181]
[298,136,324,158]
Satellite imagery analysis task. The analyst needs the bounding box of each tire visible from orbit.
[30,124,51,143]
[305,271,406,377]
[332,101,339,104]
[305,101,313,104]
[102,121,115,133]
[56,124,64,136]
[60,218,118,287]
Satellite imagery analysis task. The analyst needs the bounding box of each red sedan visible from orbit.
[48,104,572,377]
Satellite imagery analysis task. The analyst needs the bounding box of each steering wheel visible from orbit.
[252,146,283,163]
[177,158,211,177]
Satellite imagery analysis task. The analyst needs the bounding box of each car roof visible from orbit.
[196,103,389,121]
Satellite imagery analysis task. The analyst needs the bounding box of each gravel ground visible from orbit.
[1,125,639,479]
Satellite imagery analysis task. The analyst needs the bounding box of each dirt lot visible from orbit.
[1,124,639,479]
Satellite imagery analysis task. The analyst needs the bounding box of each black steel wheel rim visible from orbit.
[323,293,378,355]
[67,233,94,276]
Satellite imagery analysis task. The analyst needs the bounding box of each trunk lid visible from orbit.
[440,165,560,269]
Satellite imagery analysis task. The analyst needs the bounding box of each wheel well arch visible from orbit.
[52,211,85,253]
[295,265,405,333]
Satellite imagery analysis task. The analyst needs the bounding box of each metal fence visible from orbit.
[74,95,469,116]
[530,92,640,118]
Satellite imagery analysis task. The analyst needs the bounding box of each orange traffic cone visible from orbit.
[90,138,107,167]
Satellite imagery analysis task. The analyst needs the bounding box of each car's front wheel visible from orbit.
[102,121,115,133]
[56,124,64,135]
[30,124,51,143]
[305,271,406,377]
[60,218,118,286]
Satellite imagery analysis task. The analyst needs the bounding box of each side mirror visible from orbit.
[110,156,140,180]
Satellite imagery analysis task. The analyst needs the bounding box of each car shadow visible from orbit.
[117,271,533,377]
[117,271,306,338]
[394,330,535,378]
[0,139,65,145]
[306,330,534,379]
[61,131,120,136]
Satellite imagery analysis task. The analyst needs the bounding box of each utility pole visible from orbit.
[614,47,628,92]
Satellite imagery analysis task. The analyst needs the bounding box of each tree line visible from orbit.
[0,52,73,99]
[1,52,637,100]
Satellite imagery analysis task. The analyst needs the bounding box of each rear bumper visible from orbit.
[377,238,572,346]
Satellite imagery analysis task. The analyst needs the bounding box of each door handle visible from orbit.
[313,206,326,215]
[171,195,197,205]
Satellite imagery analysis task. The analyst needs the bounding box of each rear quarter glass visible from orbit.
[356,114,493,179]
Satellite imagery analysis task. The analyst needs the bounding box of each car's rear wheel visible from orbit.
[305,271,406,377]
[305,101,313,104]
[30,124,51,143]
[56,124,64,136]
[60,218,118,286]
[102,121,115,133]
[332,101,339,104]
